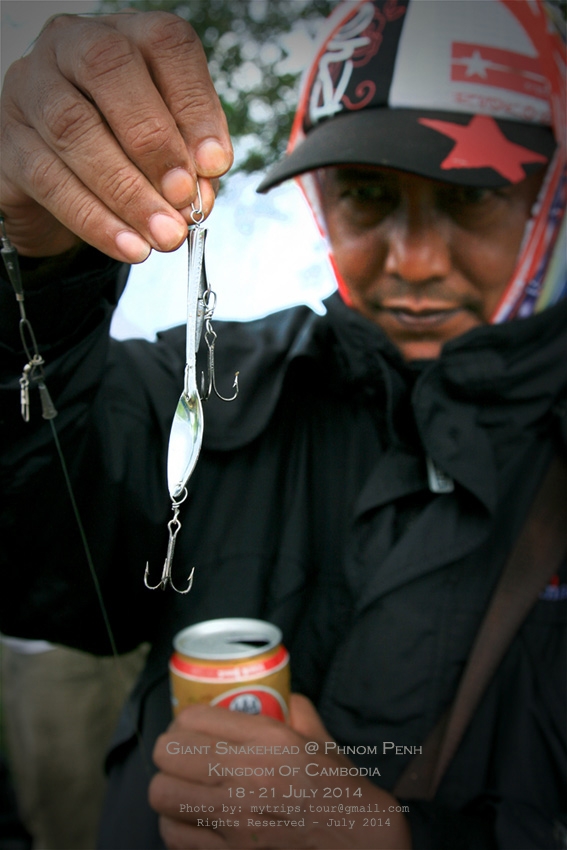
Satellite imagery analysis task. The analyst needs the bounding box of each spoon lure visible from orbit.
[145,188,238,593]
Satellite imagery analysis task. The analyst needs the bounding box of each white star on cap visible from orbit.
[460,49,490,79]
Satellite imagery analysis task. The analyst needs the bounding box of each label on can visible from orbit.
[211,685,288,721]
[170,643,289,682]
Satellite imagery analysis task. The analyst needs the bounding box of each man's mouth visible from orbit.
[383,303,462,329]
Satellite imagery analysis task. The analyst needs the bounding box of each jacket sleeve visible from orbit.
[0,245,126,365]
[0,247,174,654]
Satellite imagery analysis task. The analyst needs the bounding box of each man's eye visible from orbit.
[341,184,394,203]
[441,186,497,207]
[438,185,509,225]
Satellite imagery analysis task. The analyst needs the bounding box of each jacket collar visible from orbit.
[201,302,321,451]
[203,294,567,493]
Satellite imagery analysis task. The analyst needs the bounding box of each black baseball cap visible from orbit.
[258,0,556,192]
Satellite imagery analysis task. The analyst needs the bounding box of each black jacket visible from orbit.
[1,250,566,849]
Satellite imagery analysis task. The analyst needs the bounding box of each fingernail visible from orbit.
[161,168,194,208]
[195,139,233,176]
[115,230,151,263]
[148,213,186,250]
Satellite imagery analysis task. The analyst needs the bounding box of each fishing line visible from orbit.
[47,417,153,777]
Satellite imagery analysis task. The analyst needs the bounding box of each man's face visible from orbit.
[320,166,544,360]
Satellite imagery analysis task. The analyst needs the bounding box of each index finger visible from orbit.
[173,703,289,741]
[112,12,233,180]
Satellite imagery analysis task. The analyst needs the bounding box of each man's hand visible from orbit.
[150,694,412,849]
[0,11,233,260]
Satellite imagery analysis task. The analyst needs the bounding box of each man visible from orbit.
[1,1,565,849]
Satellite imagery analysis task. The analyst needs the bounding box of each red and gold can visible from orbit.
[169,618,290,722]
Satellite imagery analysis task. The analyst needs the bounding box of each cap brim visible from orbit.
[257,108,555,193]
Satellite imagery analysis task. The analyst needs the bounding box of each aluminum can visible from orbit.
[169,618,290,721]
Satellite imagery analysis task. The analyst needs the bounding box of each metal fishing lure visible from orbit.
[144,189,238,593]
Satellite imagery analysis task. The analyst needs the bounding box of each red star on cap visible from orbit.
[418,115,548,182]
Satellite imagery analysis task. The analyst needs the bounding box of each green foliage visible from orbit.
[550,0,566,17]
[98,0,338,172]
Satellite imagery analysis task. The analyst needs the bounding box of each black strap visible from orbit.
[394,453,567,800]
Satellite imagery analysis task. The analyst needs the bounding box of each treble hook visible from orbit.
[144,490,194,594]
[200,322,240,401]
[200,290,239,401]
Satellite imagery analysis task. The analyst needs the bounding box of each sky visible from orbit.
[1,0,337,340]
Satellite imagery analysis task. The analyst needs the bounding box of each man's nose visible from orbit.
[383,208,451,283]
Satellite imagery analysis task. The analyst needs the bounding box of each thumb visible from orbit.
[289,693,333,743]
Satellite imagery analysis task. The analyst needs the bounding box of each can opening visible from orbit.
[173,619,283,659]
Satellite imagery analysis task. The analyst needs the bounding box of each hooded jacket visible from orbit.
[1,251,566,849]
